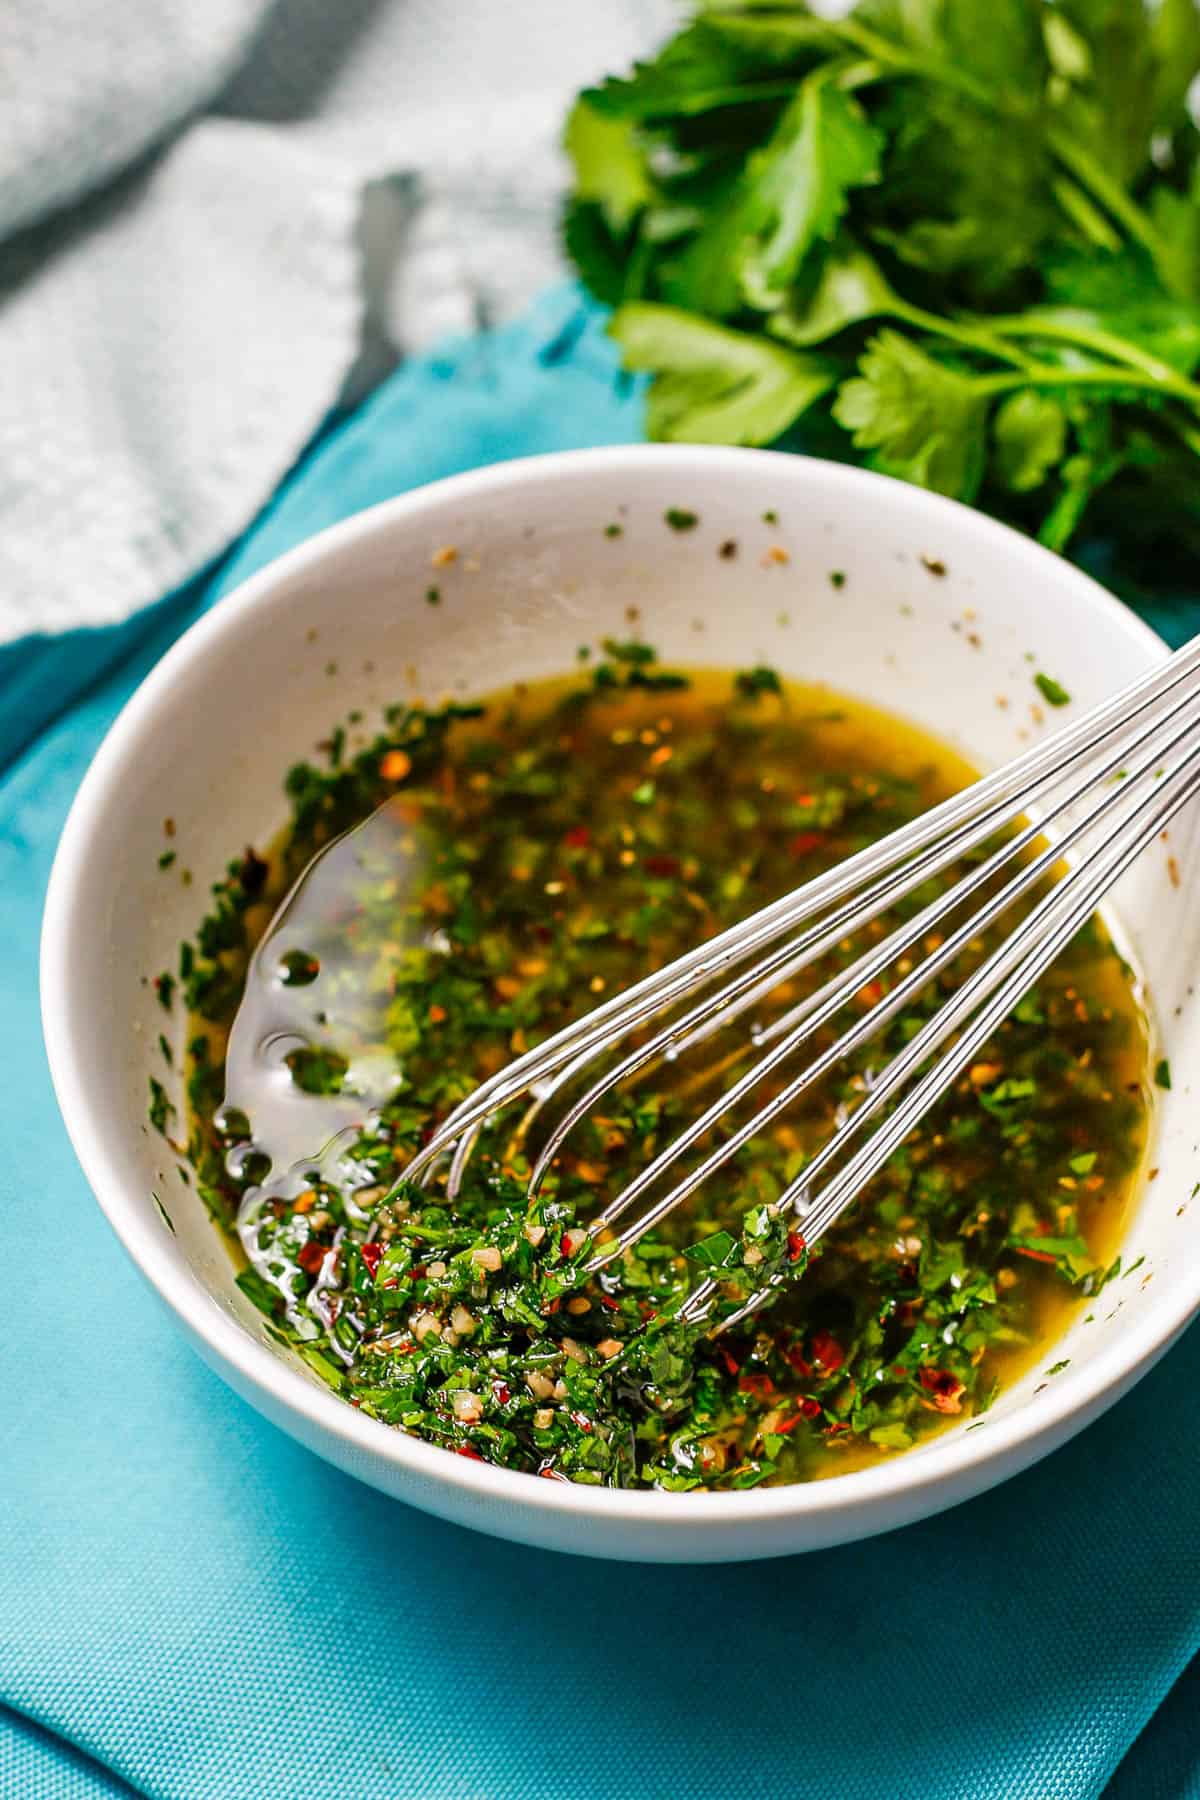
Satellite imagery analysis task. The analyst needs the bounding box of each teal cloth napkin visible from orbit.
[2,287,1199,1800]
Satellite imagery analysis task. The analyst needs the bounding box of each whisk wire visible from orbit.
[395,637,1200,1331]
[704,736,1200,1330]
[581,678,1200,1268]
[404,638,1200,1191]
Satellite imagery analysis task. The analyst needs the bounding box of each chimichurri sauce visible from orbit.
[166,647,1150,1489]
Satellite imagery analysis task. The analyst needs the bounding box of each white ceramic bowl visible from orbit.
[42,447,1200,1562]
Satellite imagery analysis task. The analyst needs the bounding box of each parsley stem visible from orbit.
[892,303,1037,370]
[982,315,1189,391]
[1045,130,1176,280]
[1166,413,1200,459]
[976,364,1200,406]
[832,19,1006,111]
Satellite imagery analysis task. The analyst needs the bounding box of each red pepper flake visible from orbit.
[643,854,680,878]
[492,1381,512,1407]
[395,1339,416,1356]
[720,1346,741,1376]
[538,1463,571,1482]
[772,1412,804,1434]
[640,1304,659,1323]
[599,1295,621,1312]
[1015,1246,1058,1265]
[800,1397,823,1420]
[359,1241,384,1279]
[738,1372,776,1400]
[428,1003,447,1024]
[410,1264,426,1280]
[789,831,824,859]
[856,980,884,1008]
[560,1232,573,1257]
[787,1229,806,1263]
[570,1411,594,1433]
[543,1297,561,1315]
[563,825,591,848]
[456,1444,486,1461]
[919,1367,966,1414]
[824,1421,851,1436]
[297,1242,328,1276]
[891,1364,908,1380]
[782,1342,812,1376]
[379,749,413,782]
[811,1329,845,1373]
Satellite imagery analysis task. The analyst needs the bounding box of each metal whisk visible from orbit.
[402,636,1200,1331]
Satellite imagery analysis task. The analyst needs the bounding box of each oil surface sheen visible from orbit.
[172,654,1150,1489]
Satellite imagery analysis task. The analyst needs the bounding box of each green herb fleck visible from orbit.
[148,1077,175,1138]
[285,1045,349,1096]
[1035,673,1071,708]
[734,665,783,699]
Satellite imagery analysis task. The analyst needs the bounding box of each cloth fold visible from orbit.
[0,0,673,645]
[1,289,1198,1800]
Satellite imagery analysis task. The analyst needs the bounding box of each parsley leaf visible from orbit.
[684,1229,739,1270]
[833,332,989,499]
[583,18,772,121]
[740,74,882,302]
[564,99,653,234]
[568,0,1200,558]
[770,235,899,347]
[611,304,836,444]
[993,391,1068,492]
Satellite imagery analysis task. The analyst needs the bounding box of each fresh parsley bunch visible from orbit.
[564,0,1200,567]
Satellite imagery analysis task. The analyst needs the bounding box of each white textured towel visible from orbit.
[0,0,674,643]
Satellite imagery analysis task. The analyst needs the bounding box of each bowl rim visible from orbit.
[41,443,1191,1534]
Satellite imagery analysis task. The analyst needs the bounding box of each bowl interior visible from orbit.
[45,448,1200,1549]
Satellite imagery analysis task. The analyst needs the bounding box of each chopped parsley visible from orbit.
[733,665,783,699]
[169,653,1149,1489]
[1035,673,1071,708]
